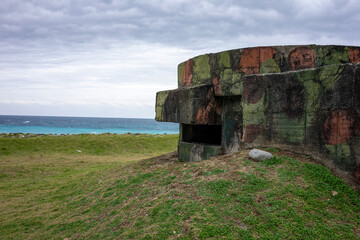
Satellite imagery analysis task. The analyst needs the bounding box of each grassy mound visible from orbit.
[0,134,359,239]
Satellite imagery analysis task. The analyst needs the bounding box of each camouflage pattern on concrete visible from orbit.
[155,45,360,185]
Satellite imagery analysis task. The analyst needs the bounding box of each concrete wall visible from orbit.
[155,45,360,184]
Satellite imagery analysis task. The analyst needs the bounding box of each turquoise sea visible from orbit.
[0,115,179,135]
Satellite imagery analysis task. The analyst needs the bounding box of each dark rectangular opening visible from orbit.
[182,124,222,145]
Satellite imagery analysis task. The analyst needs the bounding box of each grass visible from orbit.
[0,133,177,156]
[0,134,359,239]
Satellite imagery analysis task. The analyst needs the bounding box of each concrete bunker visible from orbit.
[155,45,360,185]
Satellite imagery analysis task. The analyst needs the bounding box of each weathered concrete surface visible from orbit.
[155,85,221,125]
[178,141,222,162]
[155,45,360,185]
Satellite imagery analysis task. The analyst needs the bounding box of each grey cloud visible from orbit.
[0,0,359,117]
[1,0,359,48]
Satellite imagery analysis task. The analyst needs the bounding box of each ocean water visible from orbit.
[0,115,179,135]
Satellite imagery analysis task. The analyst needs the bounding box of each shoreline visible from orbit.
[0,132,178,138]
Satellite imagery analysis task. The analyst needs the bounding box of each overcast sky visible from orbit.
[1,0,359,118]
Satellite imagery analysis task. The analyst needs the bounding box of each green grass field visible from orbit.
[0,134,359,239]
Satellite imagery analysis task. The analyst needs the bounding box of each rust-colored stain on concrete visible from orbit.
[195,88,221,124]
[322,109,360,145]
[244,124,262,143]
[238,47,276,75]
[288,47,315,70]
[349,48,360,63]
[213,77,222,96]
[182,59,193,87]
[243,76,264,104]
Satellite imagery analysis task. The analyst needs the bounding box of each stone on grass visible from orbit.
[249,149,273,161]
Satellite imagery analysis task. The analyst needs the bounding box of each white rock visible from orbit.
[249,149,273,161]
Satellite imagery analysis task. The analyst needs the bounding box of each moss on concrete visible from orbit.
[220,69,243,96]
[319,64,344,89]
[218,51,231,69]
[178,142,221,162]
[202,145,222,160]
[178,141,192,162]
[242,95,266,128]
[296,70,322,125]
[192,55,211,85]
[155,91,170,121]
[178,62,185,87]
[315,46,349,66]
[277,113,306,143]
[260,59,281,74]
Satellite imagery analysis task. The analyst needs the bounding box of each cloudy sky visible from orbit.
[1,0,359,118]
